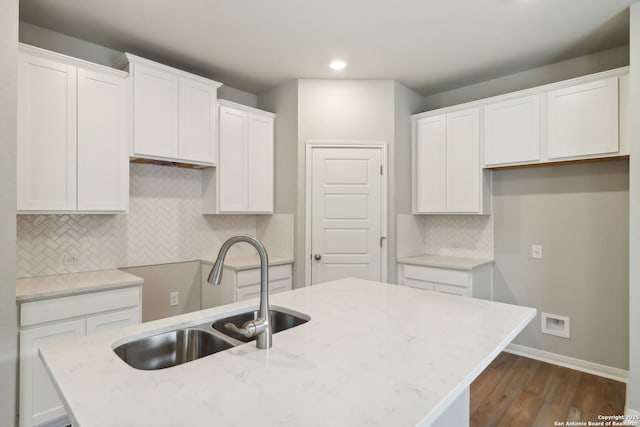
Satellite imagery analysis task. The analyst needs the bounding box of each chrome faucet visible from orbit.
[208,235,272,349]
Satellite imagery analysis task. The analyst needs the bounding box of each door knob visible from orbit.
[314,254,322,261]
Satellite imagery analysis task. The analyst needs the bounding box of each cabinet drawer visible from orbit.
[403,278,435,291]
[21,286,141,327]
[434,283,471,297]
[236,264,291,287]
[403,265,470,288]
[86,307,141,335]
[236,277,292,302]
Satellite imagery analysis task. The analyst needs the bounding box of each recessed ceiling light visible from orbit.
[329,60,346,71]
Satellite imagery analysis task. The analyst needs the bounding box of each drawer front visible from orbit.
[21,286,141,327]
[434,283,471,297]
[86,307,141,335]
[235,277,292,302]
[403,278,435,291]
[403,264,470,288]
[236,264,292,287]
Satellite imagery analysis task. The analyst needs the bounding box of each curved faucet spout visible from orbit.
[208,235,272,349]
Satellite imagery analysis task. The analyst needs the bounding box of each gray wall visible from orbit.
[493,161,629,370]
[422,42,632,372]
[122,261,202,322]
[258,80,298,215]
[392,82,425,281]
[423,45,629,110]
[297,79,396,285]
[0,1,18,425]
[19,22,258,106]
[627,1,640,414]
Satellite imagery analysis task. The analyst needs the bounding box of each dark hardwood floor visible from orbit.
[470,352,626,427]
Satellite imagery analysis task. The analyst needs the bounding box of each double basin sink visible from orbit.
[113,306,310,370]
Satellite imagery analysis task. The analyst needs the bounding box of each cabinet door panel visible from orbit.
[20,319,85,427]
[18,52,77,211]
[77,69,128,211]
[218,106,248,211]
[415,115,446,213]
[247,114,274,212]
[86,307,140,335]
[483,95,541,166]
[179,77,216,164]
[446,108,480,213]
[547,77,619,159]
[132,63,179,159]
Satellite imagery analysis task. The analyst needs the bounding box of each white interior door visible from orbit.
[311,147,383,284]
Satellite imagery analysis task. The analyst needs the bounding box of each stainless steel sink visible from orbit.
[213,307,310,343]
[114,328,234,370]
[113,306,310,370]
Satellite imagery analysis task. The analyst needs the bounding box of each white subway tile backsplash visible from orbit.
[17,164,257,278]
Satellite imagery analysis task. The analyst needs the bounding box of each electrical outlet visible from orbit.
[169,292,179,307]
[531,244,543,259]
[63,253,80,265]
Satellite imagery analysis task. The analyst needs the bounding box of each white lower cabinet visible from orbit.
[201,263,293,308]
[399,263,492,300]
[19,286,141,427]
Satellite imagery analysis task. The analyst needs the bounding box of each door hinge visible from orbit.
[380,165,383,175]
[380,236,386,247]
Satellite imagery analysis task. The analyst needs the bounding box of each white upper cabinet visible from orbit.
[77,69,129,211]
[18,50,77,212]
[203,100,275,214]
[131,61,179,159]
[483,94,541,166]
[415,115,446,213]
[478,68,627,168]
[218,105,248,211]
[413,108,491,215]
[121,53,221,166]
[17,44,128,213]
[179,77,217,163]
[446,109,481,213]
[247,113,275,212]
[547,76,619,160]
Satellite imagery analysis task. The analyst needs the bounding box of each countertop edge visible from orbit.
[16,269,144,303]
[201,256,294,271]
[397,255,493,271]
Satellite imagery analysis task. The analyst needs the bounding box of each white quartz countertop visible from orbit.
[397,254,493,270]
[16,269,144,302]
[40,278,535,427]
[202,254,294,271]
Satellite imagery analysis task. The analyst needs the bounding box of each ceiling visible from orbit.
[19,0,634,96]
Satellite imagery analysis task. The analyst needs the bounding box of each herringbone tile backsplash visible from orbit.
[423,215,494,259]
[17,164,256,278]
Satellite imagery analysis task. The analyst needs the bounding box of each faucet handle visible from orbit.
[224,321,257,338]
[224,318,270,339]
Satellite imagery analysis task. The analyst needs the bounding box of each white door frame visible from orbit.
[305,141,388,286]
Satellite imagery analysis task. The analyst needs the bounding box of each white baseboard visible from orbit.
[505,343,629,383]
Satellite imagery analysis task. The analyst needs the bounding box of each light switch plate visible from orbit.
[531,244,543,259]
[169,292,179,307]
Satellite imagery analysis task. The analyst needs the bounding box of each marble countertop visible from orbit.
[16,269,144,302]
[40,278,535,427]
[397,254,493,270]
[202,254,294,271]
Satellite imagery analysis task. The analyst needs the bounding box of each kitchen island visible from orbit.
[39,278,535,427]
